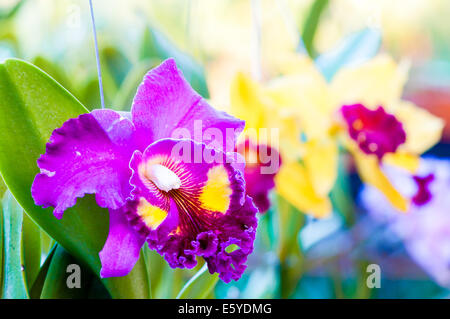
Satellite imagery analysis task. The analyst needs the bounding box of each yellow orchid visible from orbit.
[230,54,444,218]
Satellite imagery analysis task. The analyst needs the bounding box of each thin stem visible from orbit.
[251,0,262,81]
[175,263,208,299]
[88,0,105,109]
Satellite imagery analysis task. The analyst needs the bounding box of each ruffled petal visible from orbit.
[99,206,146,278]
[340,104,406,160]
[126,138,258,282]
[31,110,136,218]
[132,58,244,152]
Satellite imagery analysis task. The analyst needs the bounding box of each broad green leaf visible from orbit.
[176,264,219,299]
[77,77,102,110]
[139,27,209,98]
[0,59,150,298]
[0,180,4,297]
[29,244,55,299]
[315,28,381,82]
[1,190,28,299]
[301,0,329,58]
[22,213,41,289]
[40,245,93,299]
[32,56,75,95]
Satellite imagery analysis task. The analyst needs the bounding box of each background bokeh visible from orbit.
[0,0,449,299]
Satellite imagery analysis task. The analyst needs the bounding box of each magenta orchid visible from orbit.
[31,59,258,283]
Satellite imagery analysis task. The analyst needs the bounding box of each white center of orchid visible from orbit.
[146,164,181,192]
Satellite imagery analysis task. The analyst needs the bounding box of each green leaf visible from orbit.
[330,151,356,226]
[40,245,93,299]
[301,0,329,58]
[40,230,54,261]
[0,59,150,298]
[32,56,75,95]
[147,247,182,299]
[139,27,209,98]
[176,264,219,299]
[29,244,55,299]
[22,213,41,289]
[0,182,4,297]
[1,190,28,299]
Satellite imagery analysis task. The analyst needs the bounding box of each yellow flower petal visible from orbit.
[230,72,269,131]
[275,161,332,218]
[394,101,445,154]
[383,152,420,173]
[230,72,304,162]
[331,55,409,109]
[304,138,338,196]
[353,151,409,212]
[267,73,335,139]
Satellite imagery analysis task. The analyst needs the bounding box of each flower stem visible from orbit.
[88,0,105,109]
[175,263,208,299]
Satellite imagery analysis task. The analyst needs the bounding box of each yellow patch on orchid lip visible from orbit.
[275,161,332,218]
[199,165,232,214]
[137,198,168,230]
[353,151,409,213]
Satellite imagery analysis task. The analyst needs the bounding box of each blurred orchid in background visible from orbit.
[361,158,450,287]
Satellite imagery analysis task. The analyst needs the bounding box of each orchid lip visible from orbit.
[145,163,181,192]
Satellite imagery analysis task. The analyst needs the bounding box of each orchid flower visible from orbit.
[361,158,450,287]
[31,58,258,282]
[231,54,444,217]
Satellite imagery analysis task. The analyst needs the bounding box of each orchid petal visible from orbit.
[132,58,244,152]
[394,101,445,155]
[31,110,135,218]
[275,161,332,218]
[331,55,408,109]
[99,206,146,278]
[266,70,335,139]
[303,138,338,196]
[127,138,257,282]
[353,151,409,212]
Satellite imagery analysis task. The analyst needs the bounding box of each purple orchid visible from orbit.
[236,139,281,213]
[31,58,258,283]
[360,158,450,287]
